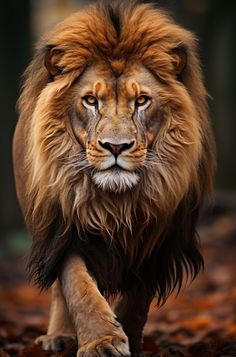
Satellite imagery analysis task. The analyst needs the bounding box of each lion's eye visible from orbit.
[82,95,98,107]
[135,95,150,108]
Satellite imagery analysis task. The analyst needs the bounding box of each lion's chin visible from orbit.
[92,168,140,192]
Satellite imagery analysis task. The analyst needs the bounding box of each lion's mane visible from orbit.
[15,1,215,303]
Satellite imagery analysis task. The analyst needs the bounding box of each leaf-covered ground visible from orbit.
[0,204,236,356]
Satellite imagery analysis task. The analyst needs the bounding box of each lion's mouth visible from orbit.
[99,163,129,172]
[92,166,140,192]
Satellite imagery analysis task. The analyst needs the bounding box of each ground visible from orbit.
[0,202,236,357]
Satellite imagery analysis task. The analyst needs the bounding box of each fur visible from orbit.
[13,0,215,305]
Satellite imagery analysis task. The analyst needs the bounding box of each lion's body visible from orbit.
[13,1,215,356]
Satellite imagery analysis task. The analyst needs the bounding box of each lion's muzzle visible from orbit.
[90,139,141,192]
[98,140,135,158]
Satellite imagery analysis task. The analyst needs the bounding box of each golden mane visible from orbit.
[15,1,215,301]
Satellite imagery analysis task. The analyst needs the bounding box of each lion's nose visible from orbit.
[98,140,135,157]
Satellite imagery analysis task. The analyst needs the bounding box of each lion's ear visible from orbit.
[44,46,64,77]
[170,48,187,76]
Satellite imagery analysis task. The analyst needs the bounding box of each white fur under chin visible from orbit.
[93,169,140,192]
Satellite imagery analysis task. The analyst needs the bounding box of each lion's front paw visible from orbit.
[77,335,130,357]
[35,334,76,351]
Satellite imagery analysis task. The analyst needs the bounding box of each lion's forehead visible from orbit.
[78,62,157,102]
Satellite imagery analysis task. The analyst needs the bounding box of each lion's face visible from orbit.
[70,62,161,191]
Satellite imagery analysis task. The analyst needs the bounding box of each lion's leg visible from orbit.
[35,279,76,351]
[60,254,130,357]
[115,289,153,356]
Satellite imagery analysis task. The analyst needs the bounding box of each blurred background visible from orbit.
[0,1,236,356]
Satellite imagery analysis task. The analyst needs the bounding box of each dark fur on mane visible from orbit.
[98,0,158,40]
[105,2,122,39]
[27,190,203,304]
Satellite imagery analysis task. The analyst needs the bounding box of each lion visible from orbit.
[13,1,215,356]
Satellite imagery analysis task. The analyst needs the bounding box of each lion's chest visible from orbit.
[73,230,158,296]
